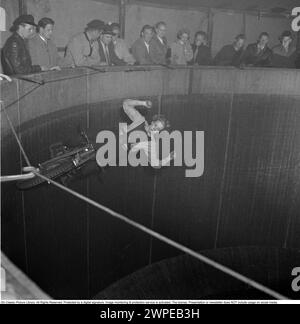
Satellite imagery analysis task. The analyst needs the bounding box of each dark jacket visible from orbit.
[149,35,168,65]
[190,44,212,66]
[241,43,273,67]
[271,44,297,69]
[1,33,42,75]
[214,44,244,66]
[98,40,126,66]
[131,38,154,65]
[296,53,300,69]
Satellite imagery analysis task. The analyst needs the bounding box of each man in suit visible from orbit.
[296,52,300,69]
[150,22,168,65]
[214,34,246,66]
[190,31,212,66]
[131,25,154,65]
[29,17,62,71]
[241,32,273,67]
[272,31,297,68]
[98,25,126,66]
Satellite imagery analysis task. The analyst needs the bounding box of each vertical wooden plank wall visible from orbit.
[1,66,300,299]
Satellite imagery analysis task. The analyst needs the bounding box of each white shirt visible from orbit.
[144,41,150,53]
[100,41,110,62]
[157,36,164,45]
[39,34,47,44]
[100,41,107,52]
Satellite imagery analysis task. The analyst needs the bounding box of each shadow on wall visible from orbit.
[95,247,300,300]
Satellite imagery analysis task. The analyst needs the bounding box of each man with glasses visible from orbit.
[110,23,135,65]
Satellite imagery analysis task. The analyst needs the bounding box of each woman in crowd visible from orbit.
[170,29,193,65]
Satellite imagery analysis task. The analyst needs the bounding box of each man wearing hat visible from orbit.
[1,15,48,75]
[65,20,104,67]
[98,25,126,66]
[272,31,297,68]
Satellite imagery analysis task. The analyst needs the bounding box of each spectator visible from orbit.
[190,31,212,66]
[1,15,48,75]
[29,17,63,71]
[110,23,135,65]
[241,32,273,67]
[170,29,193,65]
[98,25,126,66]
[296,52,300,69]
[131,25,154,65]
[272,31,297,68]
[214,34,245,66]
[150,21,168,65]
[65,20,104,67]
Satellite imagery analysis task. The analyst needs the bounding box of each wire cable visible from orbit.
[33,170,288,300]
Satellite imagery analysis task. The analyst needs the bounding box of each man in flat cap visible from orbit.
[2,15,49,75]
[65,20,104,67]
[98,25,126,66]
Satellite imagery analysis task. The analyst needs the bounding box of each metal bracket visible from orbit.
[0,167,38,183]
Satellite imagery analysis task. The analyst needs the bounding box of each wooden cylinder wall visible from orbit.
[1,66,300,299]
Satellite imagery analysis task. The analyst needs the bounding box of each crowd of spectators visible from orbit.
[1,14,299,77]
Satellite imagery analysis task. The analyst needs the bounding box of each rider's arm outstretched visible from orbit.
[123,99,152,133]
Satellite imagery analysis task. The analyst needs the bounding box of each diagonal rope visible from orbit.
[0,84,42,113]
[1,83,290,301]
[1,104,31,167]
[33,171,288,300]
[0,67,110,113]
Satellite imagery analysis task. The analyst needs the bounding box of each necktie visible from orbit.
[105,45,111,65]
[84,32,93,57]
[194,46,199,63]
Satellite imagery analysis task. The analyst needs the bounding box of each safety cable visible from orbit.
[33,170,289,301]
